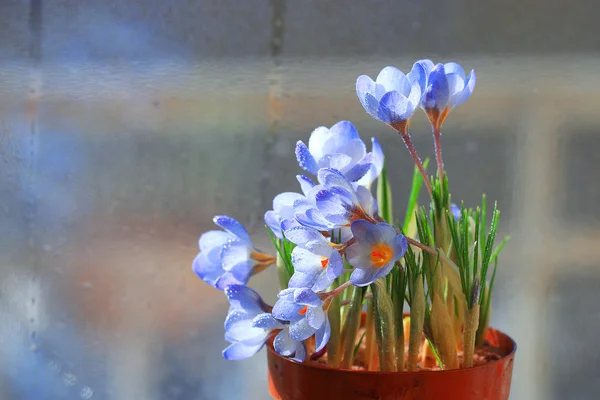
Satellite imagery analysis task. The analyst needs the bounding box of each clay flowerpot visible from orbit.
[267,327,516,400]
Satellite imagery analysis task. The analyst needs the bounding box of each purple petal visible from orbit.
[213,215,251,244]
[329,120,360,141]
[273,329,297,357]
[307,126,332,161]
[220,240,251,271]
[192,252,223,287]
[355,185,378,215]
[291,248,324,274]
[296,174,315,195]
[356,75,379,118]
[225,314,267,345]
[293,288,323,307]
[311,270,335,292]
[215,272,245,290]
[350,266,381,287]
[296,141,319,175]
[291,341,307,362]
[424,64,449,110]
[315,318,331,352]
[350,219,379,246]
[306,307,326,330]
[453,70,476,109]
[375,66,408,95]
[252,313,285,330]
[289,318,316,341]
[325,251,343,281]
[274,192,304,213]
[318,153,353,171]
[407,61,428,94]
[198,230,233,255]
[285,226,328,248]
[223,342,265,360]
[317,168,355,194]
[344,162,372,182]
[443,62,466,79]
[379,91,411,123]
[272,298,304,322]
[227,260,254,284]
[224,285,268,313]
[394,234,408,259]
[288,271,318,289]
[264,210,283,239]
[344,242,372,270]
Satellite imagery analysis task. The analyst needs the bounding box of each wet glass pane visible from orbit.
[0,1,598,399]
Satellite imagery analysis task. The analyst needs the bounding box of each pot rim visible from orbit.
[266,326,516,376]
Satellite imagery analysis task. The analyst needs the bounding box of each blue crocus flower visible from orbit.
[284,226,344,291]
[311,168,378,228]
[264,192,305,239]
[356,137,384,190]
[272,287,331,352]
[419,60,476,130]
[193,216,275,290]
[345,220,408,286]
[450,203,462,221]
[356,65,424,129]
[295,121,373,182]
[223,285,284,360]
[271,325,308,363]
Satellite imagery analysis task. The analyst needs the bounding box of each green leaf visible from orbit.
[403,158,430,233]
[377,165,394,224]
[353,331,367,360]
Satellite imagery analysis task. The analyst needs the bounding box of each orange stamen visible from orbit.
[370,243,393,268]
[321,258,329,269]
[298,305,309,315]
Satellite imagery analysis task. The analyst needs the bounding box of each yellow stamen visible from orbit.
[370,243,393,268]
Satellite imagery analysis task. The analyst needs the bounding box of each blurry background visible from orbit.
[0,0,598,399]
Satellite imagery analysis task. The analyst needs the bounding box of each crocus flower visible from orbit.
[311,168,378,228]
[272,287,331,352]
[271,325,308,362]
[345,220,408,286]
[356,137,384,190]
[356,65,424,130]
[193,216,275,290]
[284,226,344,291]
[295,121,373,182]
[419,61,476,131]
[450,203,462,221]
[223,285,283,360]
[264,192,305,239]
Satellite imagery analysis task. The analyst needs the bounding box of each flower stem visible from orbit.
[340,286,366,369]
[407,277,425,371]
[327,278,343,368]
[432,127,444,184]
[463,304,480,368]
[371,279,396,372]
[391,123,432,197]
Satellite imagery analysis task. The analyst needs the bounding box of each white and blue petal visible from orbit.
[192,252,224,286]
[289,318,317,341]
[305,307,326,330]
[220,240,252,271]
[288,271,318,289]
[315,318,331,352]
[291,248,326,274]
[293,288,322,307]
[213,215,252,244]
[295,141,319,175]
[223,342,265,361]
[296,175,315,195]
[350,265,382,287]
[423,64,450,110]
[344,242,372,269]
[291,341,307,362]
[224,285,268,314]
[273,329,297,357]
[252,313,285,330]
[199,230,231,262]
[272,298,304,322]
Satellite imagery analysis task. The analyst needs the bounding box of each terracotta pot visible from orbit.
[267,327,516,400]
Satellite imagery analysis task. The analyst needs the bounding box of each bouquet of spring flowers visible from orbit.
[192,60,510,377]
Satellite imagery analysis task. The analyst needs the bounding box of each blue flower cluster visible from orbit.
[192,60,475,364]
